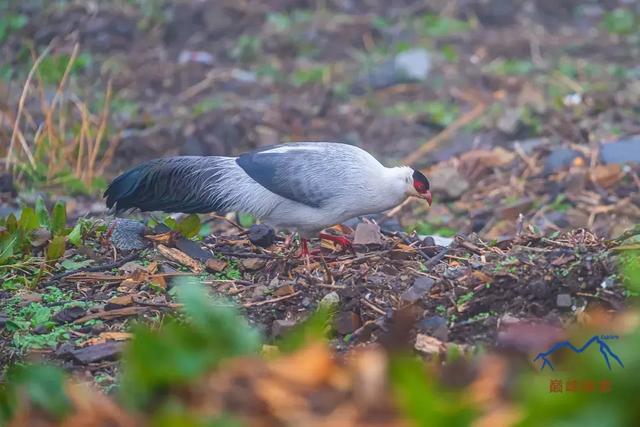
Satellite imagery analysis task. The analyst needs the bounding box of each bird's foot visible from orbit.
[298,238,310,258]
[318,232,355,254]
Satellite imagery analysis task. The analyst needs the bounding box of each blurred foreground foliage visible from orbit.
[1,264,640,426]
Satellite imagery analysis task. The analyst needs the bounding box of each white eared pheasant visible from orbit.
[104,142,432,255]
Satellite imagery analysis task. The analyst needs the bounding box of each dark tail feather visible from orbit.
[104,157,226,213]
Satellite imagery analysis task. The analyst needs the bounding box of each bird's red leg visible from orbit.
[318,232,355,254]
[299,238,310,257]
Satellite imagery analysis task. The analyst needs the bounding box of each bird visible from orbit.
[104,142,432,256]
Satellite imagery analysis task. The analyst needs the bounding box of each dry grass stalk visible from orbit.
[5,44,119,190]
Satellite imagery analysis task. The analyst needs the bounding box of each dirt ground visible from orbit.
[1,0,639,390]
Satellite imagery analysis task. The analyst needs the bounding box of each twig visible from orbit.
[361,298,386,315]
[242,291,301,307]
[40,251,141,286]
[422,246,450,269]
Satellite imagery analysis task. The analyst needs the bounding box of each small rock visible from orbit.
[497,314,521,328]
[394,48,432,81]
[400,277,435,304]
[71,342,124,364]
[543,148,582,175]
[205,258,228,273]
[247,224,276,247]
[175,238,212,261]
[53,306,87,323]
[0,313,8,328]
[334,311,362,335]
[33,325,50,334]
[252,285,268,299]
[271,319,298,337]
[429,166,469,199]
[318,291,340,310]
[497,107,522,135]
[353,223,383,246]
[352,48,431,93]
[600,135,640,165]
[416,315,448,341]
[274,284,295,297]
[556,293,572,308]
[55,342,75,358]
[414,334,446,355]
[105,295,133,310]
[118,261,146,273]
[242,258,266,271]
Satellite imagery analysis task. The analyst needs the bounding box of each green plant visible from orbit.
[601,8,636,35]
[419,14,470,38]
[384,101,459,127]
[484,58,534,76]
[0,10,27,43]
[290,65,329,87]
[406,221,456,237]
[230,35,262,62]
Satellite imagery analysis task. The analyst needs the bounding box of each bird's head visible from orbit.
[407,169,432,206]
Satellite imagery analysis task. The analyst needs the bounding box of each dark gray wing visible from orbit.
[235,144,336,208]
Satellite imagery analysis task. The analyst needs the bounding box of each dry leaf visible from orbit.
[80,332,133,347]
[158,244,204,273]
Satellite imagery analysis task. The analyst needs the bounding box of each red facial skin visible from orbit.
[413,181,432,206]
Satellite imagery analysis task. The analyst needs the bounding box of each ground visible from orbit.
[0,0,639,418]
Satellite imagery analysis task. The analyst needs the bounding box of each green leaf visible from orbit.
[60,258,93,271]
[67,222,83,246]
[35,197,50,228]
[0,232,18,264]
[278,305,332,353]
[4,364,71,420]
[18,207,38,233]
[389,355,475,426]
[46,235,66,260]
[601,8,636,35]
[5,213,17,233]
[164,217,177,230]
[120,279,260,409]
[176,214,201,239]
[51,202,67,235]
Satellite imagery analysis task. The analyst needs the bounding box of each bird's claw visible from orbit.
[318,232,355,254]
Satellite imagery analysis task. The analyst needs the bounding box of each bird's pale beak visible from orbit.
[419,190,432,206]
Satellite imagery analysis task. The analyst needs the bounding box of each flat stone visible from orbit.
[400,277,435,304]
[416,315,448,341]
[600,135,640,165]
[242,258,266,271]
[318,291,340,310]
[247,224,276,247]
[175,238,212,261]
[205,258,228,273]
[334,311,362,335]
[414,334,446,355]
[353,223,383,246]
[271,319,298,338]
[556,293,572,308]
[274,284,295,297]
[429,166,469,199]
[543,148,582,175]
[71,342,124,364]
[53,306,87,324]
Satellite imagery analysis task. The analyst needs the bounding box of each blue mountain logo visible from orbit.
[533,335,624,371]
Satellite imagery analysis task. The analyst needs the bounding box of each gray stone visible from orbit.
[400,277,435,304]
[556,293,572,308]
[600,136,640,165]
